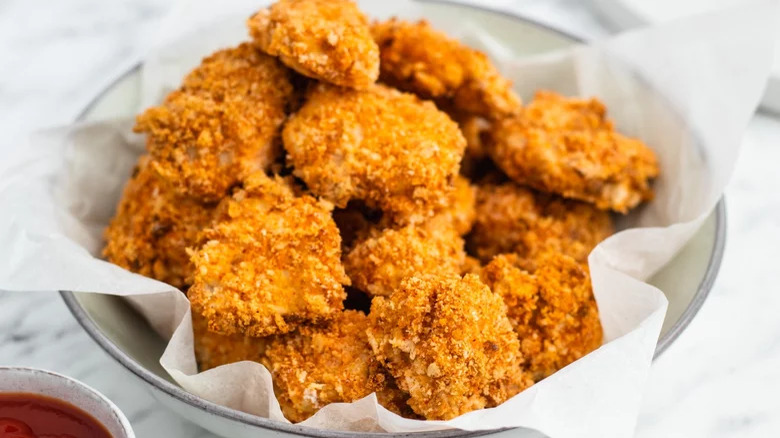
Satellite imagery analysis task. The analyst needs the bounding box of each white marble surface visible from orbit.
[1,0,779,437]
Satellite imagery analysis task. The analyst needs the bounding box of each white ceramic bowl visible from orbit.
[60,2,726,437]
[0,367,135,438]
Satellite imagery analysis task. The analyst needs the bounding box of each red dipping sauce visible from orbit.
[0,393,112,438]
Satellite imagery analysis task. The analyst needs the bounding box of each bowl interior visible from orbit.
[63,2,724,436]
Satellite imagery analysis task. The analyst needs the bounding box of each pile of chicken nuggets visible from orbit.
[103,0,659,423]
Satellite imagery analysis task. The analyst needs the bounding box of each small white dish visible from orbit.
[0,367,135,438]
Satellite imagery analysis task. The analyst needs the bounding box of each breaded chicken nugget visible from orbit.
[372,19,521,119]
[283,83,466,219]
[481,252,603,381]
[367,274,532,420]
[467,183,614,264]
[344,217,466,297]
[248,0,379,88]
[261,310,412,422]
[135,43,294,201]
[192,312,269,372]
[103,156,215,289]
[188,173,349,337]
[488,91,659,212]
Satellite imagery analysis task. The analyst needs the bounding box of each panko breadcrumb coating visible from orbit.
[193,313,269,372]
[248,0,379,88]
[467,182,614,264]
[188,172,349,337]
[388,174,475,235]
[103,156,215,289]
[135,43,294,201]
[283,83,466,219]
[439,175,476,235]
[261,310,412,422]
[344,217,466,297]
[488,91,659,212]
[367,274,532,420]
[372,19,521,119]
[481,252,603,381]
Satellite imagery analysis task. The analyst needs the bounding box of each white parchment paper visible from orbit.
[0,1,777,437]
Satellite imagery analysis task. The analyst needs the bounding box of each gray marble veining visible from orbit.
[1,0,779,437]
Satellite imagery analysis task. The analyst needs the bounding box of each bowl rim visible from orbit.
[0,366,136,438]
[59,1,727,436]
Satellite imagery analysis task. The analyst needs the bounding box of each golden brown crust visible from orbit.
[135,43,294,201]
[283,83,465,219]
[441,175,477,235]
[372,19,521,119]
[261,310,411,422]
[367,274,532,420]
[386,174,476,235]
[343,218,466,297]
[481,252,603,381]
[467,182,614,264]
[248,0,379,88]
[188,173,348,337]
[103,156,216,289]
[193,312,269,372]
[488,91,660,212]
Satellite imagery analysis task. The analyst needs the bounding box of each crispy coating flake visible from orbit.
[344,217,466,297]
[372,19,521,119]
[261,310,412,422]
[188,173,349,337]
[488,91,660,212]
[367,274,532,420]
[135,43,294,201]
[248,0,379,88]
[481,252,603,381]
[193,313,269,372]
[103,156,215,289]
[467,183,614,264]
[283,83,465,218]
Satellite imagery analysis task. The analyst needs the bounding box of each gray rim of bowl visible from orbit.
[58,1,728,436]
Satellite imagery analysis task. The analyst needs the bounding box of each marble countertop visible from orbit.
[1,0,779,437]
